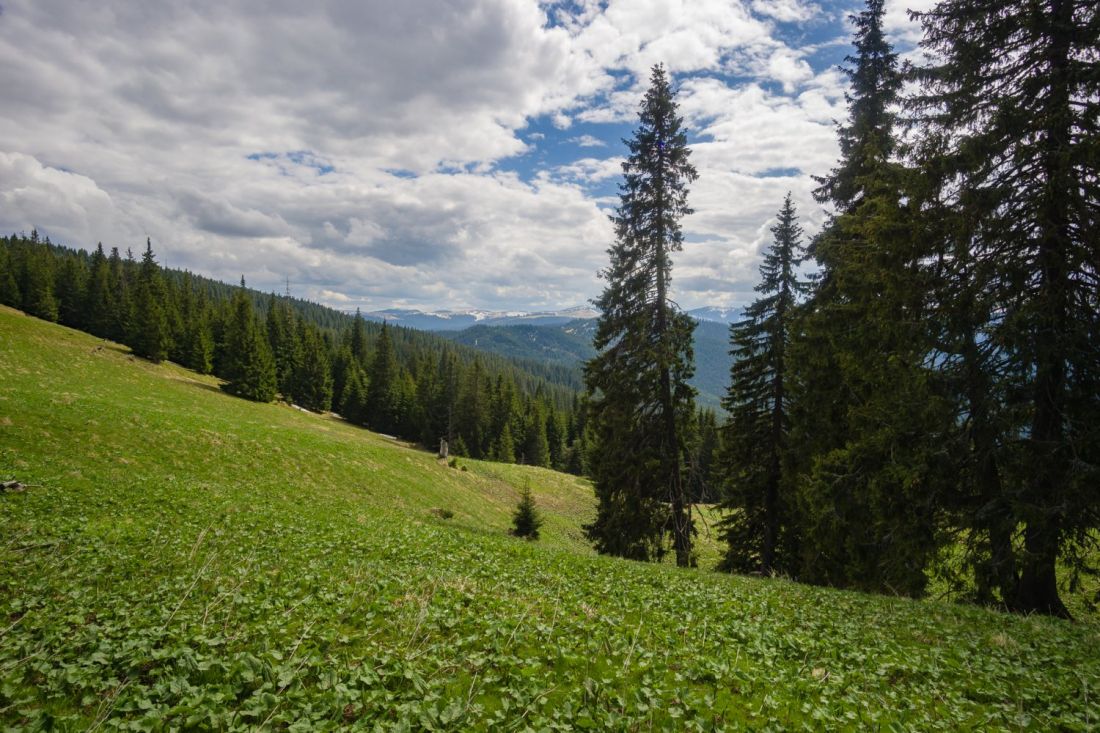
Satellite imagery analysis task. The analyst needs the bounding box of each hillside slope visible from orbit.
[442,317,734,410]
[1,306,1097,730]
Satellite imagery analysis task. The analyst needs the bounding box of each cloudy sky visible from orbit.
[0,0,930,313]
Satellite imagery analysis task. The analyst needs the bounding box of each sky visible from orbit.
[0,0,932,314]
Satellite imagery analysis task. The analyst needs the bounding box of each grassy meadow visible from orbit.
[1,305,1097,730]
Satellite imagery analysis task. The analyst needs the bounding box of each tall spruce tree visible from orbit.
[132,239,171,362]
[366,321,398,434]
[791,0,950,596]
[911,0,1100,616]
[584,64,698,566]
[221,277,277,402]
[718,193,807,575]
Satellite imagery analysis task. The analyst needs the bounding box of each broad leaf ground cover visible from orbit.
[1,306,1097,730]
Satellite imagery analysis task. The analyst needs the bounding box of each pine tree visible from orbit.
[512,482,544,540]
[791,0,951,596]
[21,243,58,321]
[221,277,277,402]
[132,239,171,362]
[0,243,21,307]
[291,322,333,412]
[911,0,1100,616]
[54,255,87,328]
[347,308,370,366]
[107,247,132,343]
[522,400,550,468]
[340,363,368,424]
[718,194,807,575]
[268,295,301,395]
[493,421,516,463]
[585,64,698,566]
[366,322,398,434]
[83,243,112,336]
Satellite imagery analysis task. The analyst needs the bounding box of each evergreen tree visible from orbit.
[512,482,544,540]
[366,322,398,434]
[522,400,550,467]
[347,308,370,366]
[0,244,20,307]
[911,0,1100,616]
[291,322,334,412]
[493,421,516,463]
[83,243,112,336]
[132,239,171,362]
[221,277,277,402]
[267,294,301,395]
[790,0,952,597]
[340,363,368,425]
[54,255,87,328]
[21,243,58,321]
[585,64,698,565]
[718,194,807,575]
[107,247,132,343]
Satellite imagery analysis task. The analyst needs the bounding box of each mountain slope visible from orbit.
[442,317,733,410]
[1,306,1095,730]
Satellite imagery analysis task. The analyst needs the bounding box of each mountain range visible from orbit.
[362,305,743,331]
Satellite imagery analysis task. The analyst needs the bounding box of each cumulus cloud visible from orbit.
[0,0,878,312]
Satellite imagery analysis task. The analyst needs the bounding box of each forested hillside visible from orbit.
[0,233,586,470]
[441,317,732,410]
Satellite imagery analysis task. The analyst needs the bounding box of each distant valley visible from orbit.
[363,306,740,411]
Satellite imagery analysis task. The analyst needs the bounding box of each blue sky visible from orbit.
[0,0,931,313]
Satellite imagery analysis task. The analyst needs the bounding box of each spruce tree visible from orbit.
[222,277,277,402]
[512,482,543,540]
[911,0,1100,616]
[340,363,368,425]
[21,243,58,321]
[132,239,171,362]
[366,322,398,434]
[54,255,87,329]
[585,64,698,565]
[791,0,951,596]
[83,243,112,336]
[718,196,808,575]
[0,244,20,307]
[291,322,334,412]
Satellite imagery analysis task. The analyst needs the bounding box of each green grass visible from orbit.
[1,305,1098,731]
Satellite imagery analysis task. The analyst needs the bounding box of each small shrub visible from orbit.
[433,508,454,520]
[512,482,543,540]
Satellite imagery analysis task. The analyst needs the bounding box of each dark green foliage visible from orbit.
[718,197,808,576]
[267,295,301,395]
[366,322,399,434]
[910,0,1100,616]
[521,400,550,468]
[789,0,950,597]
[131,239,171,363]
[339,363,368,425]
[20,241,58,322]
[221,279,277,402]
[54,255,87,328]
[687,409,719,503]
[586,64,698,566]
[512,482,543,539]
[291,322,334,412]
[0,245,20,307]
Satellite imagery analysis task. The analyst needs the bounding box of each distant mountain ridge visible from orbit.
[364,304,742,330]
[439,316,733,411]
[362,305,600,331]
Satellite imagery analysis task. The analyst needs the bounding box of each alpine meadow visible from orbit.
[1,0,1098,730]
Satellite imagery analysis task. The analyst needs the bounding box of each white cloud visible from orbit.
[0,0,869,312]
[751,0,818,23]
[568,135,607,148]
